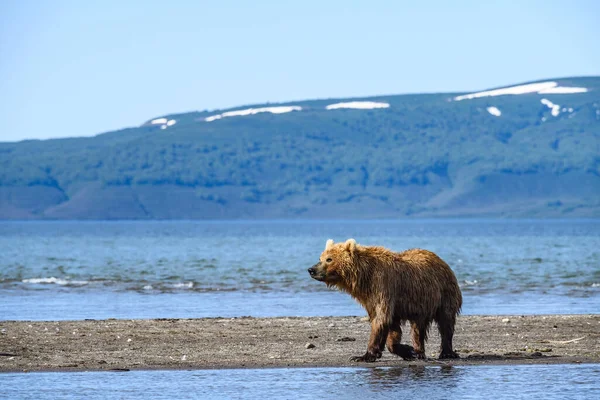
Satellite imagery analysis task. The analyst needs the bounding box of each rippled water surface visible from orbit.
[1,219,599,320]
[3,364,600,399]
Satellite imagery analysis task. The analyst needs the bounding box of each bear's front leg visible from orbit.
[350,320,388,362]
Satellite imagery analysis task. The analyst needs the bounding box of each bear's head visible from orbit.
[308,238,357,288]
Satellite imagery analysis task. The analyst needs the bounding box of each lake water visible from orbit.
[1,219,599,320]
[2,364,599,399]
[1,219,599,396]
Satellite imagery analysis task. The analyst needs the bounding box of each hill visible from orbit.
[1,77,599,219]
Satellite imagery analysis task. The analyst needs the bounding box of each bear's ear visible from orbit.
[325,239,334,250]
[344,238,357,254]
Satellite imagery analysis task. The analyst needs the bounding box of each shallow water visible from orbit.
[2,364,600,399]
[1,219,599,320]
[2,288,599,321]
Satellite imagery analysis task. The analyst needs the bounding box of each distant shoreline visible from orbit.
[1,315,599,373]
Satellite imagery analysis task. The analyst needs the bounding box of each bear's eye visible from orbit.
[326,258,332,263]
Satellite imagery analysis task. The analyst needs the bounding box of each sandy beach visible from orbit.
[1,315,599,372]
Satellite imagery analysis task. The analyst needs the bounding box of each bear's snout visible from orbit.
[308,262,323,280]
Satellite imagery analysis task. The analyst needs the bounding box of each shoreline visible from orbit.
[1,315,599,373]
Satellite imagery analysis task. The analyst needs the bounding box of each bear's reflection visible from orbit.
[357,365,461,390]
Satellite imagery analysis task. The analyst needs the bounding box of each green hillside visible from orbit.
[1,77,599,219]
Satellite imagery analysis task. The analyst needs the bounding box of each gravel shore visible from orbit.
[1,315,599,372]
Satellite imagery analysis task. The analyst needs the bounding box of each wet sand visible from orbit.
[1,315,599,372]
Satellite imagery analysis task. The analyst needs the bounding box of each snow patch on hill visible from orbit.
[538,87,588,94]
[454,81,588,101]
[150,118,177,129]
[541,99,561,117]
[486,106,502,117]
[325,101,390,110]
[205,106,302,122]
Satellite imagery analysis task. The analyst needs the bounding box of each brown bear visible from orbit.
[308,238,462,362]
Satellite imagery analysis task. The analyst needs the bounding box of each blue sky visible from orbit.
[1,0,599,141]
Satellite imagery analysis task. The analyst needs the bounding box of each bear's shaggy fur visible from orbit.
[308,239,462,362]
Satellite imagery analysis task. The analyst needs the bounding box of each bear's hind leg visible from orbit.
[436,314,459,359]
[410,320,430,360]
[386,321,417,360]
